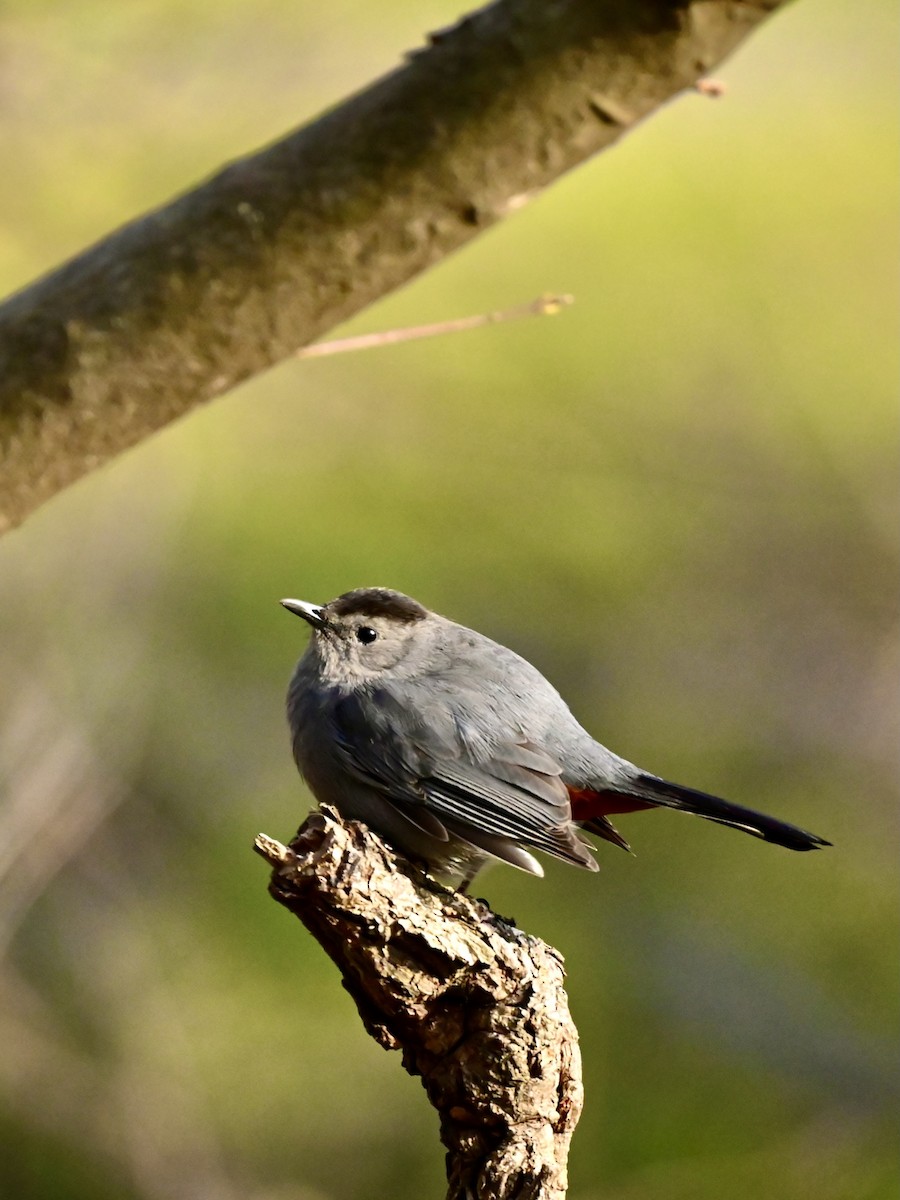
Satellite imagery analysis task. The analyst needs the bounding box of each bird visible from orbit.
[282,587,830,886]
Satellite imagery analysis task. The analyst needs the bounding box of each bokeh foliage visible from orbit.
[0,2,896,1198]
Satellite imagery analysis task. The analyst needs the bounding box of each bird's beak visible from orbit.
[280,598,328,629]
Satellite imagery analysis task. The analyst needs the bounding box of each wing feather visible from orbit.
[328,690,597,871]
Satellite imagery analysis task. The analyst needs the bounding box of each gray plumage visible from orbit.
[283,588,830,885]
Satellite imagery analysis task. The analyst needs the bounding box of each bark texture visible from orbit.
[255,809,583,1200]
[0,0,788,534]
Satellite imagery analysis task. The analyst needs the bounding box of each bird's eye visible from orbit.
[356,626,378,645]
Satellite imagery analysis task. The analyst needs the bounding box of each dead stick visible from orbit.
[255,808,583,1200]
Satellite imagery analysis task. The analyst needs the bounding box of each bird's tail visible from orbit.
[629,773,831,851]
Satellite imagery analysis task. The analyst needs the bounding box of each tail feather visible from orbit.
[631,774,831,851]
[578,814,633,853]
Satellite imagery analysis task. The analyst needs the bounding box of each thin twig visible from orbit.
[296,293,574,358]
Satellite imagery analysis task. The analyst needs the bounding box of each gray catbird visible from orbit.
[282,587,830,884]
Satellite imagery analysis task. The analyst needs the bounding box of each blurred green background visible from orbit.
[0,2,896,1198]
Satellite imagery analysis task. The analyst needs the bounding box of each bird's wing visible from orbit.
[330,689,597,871]
[422,743,597,869]
[327,689,449,840]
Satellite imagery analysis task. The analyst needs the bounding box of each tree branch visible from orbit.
[255,809,583,1200]
[0,0,788,533]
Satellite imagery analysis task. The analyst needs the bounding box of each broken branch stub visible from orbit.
[255,808,583,1199]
